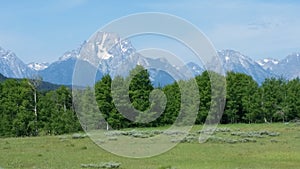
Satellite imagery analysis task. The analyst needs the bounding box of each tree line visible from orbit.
[0,65,300,137]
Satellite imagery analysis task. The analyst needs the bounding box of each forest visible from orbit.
[0,65,300,137]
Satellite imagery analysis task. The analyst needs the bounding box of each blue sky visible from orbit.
[0,0,300,63]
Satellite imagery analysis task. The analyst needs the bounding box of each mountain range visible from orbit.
[0,46,35,78]
[0,32,299,86]
[257,53,300,80]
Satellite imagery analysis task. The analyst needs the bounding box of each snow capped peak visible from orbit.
[90,32,135,61]
[218,49,254,64]
[0,46,8,54]
[256,61,264,66]
[0,46,35,78]
[271,52,300,80]
[288,52,300,58]
[78,31,136,71]
[0,48,16,60]
[58,41,87,61]
[27,62,49,71]
[256,58,279,72]
[185,62,203,75]
[59,48,80,61]
[214,49,273,84]
[219,49,243,56]
[257,58,279,66]
[95,32,114,60]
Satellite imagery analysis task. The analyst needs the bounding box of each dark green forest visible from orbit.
[1,65,300,137]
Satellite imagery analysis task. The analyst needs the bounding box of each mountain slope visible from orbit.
[0,47,35,78]
[27,62,49,71]
[0,73,7,82]
[38,57,77,85]
[41,32,184,86]
[186,62,204,76]
[271,53,300,80]
[3,34,300,86]
[0,72,61,91]
[215,50,274,83]
[39,40,284,86]
[256,58,279,71]
[38,57,103,85]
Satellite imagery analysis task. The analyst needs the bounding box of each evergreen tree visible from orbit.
[2,67,300,137]
[285,78,300,121]
[195,71,211,124]
[111,75,131,128]
[159,83,181,125]
[74,87,103,131]
[95,75,113,119]
[0,79,35,136]
[224,72,258,123]
[38,91,56,134]
[95,75,117,129]
[176,79,199,126]
[260,78,286,123]
[207,71,226,124]
[128,65,153,112]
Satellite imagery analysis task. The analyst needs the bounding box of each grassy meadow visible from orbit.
[0,123,300,169]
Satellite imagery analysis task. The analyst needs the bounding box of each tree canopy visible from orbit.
[1,67,300,137]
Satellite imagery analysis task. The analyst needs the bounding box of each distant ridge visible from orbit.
[0,73,7,82]
[1,33,300,85]
[0,72,63,91]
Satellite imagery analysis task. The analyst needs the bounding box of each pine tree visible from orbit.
[111,75,131,128]
[159,83,181,125]
[175,79,199,126]
[128,65,153,111]
[128,66,154,125]
[195,71,212,124]
[95,75,114,129]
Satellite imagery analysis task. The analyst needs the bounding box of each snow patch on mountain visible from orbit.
[3,32,300,85]
[271,53,300,80]
[0,46,35,78]
[214,49,274,84]
[225,56,230,61]
[59,49,79,61]
[256,58,279,71]
[27,62,49,71]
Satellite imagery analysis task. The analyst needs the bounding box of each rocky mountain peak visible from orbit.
[0,46,35,78]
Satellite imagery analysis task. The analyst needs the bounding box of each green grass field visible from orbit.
[1,123,300,169]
